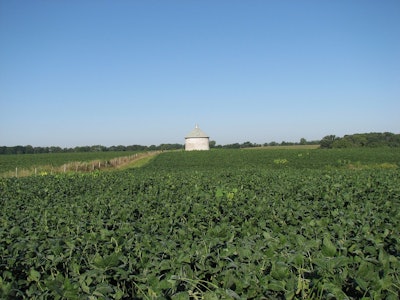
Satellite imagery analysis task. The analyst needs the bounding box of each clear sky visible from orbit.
[1,0,399,147]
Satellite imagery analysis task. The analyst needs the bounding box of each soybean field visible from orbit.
[1,148,399,299]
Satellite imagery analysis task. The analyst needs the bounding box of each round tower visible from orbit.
[185,125,210,151]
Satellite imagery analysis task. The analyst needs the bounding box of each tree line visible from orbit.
[0,144,184,155]
[320,132,400,148]
[0,139,321,154]
[211,139,320,149]
[1,132,398,154]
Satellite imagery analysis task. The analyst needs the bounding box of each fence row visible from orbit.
[5,152,159,178]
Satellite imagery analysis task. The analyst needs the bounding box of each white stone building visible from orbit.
[185,125,210,151]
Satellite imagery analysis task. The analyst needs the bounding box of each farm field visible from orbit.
[0,151,148,177]
[146,148,400,171]
[0,148,399,299]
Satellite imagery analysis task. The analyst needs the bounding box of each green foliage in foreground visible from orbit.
[0,149,400,299]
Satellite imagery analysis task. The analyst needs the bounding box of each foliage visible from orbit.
[320,135,338,149]
[320,132,400,149]
[0,144,183,155]
[1,149,399,299]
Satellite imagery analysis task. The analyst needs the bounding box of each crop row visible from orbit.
[1,164,399,299]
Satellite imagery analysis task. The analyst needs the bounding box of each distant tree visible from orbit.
[157,143,183,151]
[223,143,241,149]
[126,145,148,151]
[241,141,254,148]
[34,147,47,154]
[300,138,307,145]
[347,134,367,147]
[25,145,34,154]
[320,132,400,148]
[50,146,62,153]
[386,132,400,147]
[332,138,353,148]
[209,140,216,148]
[159,144,168,151]
[74,146,90,152]
[366,133,386,147]
[90,145,106,152]
[114,145,126,151]
[281,141,294,146]
[14,145,25,154]
[320,135,337,149]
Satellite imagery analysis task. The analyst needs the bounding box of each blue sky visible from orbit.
[1,0,399,147]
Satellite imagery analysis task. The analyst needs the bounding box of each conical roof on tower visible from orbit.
[185,124,209,138]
